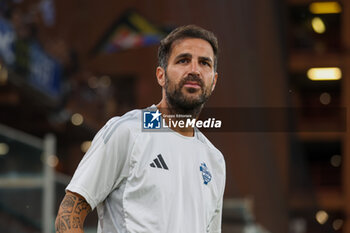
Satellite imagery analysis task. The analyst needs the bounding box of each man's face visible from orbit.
[163,38,218,110]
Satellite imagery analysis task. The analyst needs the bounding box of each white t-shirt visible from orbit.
[66,107,226,233]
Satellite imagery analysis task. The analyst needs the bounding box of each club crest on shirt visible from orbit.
[200,162,212,185]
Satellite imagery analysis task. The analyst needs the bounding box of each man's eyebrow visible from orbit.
[174,53,213,63]
[174,53,192,60]
[199,56,213,64]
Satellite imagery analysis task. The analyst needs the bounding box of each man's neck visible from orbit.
[156,101,200,137]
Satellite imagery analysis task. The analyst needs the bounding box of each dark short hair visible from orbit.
[158,25,218,71]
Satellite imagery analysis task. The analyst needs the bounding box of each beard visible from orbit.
[164,72,213,116]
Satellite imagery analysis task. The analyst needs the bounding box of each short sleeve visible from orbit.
[208,156,226,233]
[207,193,223,233]
[66,117,136,210]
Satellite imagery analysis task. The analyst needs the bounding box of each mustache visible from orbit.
[179,74,204,88]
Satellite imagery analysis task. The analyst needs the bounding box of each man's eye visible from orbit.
[177,59,189,64]
[201,61,211,66]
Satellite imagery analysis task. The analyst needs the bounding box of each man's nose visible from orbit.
[190,61,200,75]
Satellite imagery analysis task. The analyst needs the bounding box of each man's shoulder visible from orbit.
[105,105,159,132]
[110,108,142,126]
[102,108,143,144]
[195,130,225,162]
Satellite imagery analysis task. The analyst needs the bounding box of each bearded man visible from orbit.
[55,25,226,233]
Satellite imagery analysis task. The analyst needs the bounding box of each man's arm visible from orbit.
[55,191,91,233]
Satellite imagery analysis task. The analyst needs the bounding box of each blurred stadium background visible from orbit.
[0,0,349,232]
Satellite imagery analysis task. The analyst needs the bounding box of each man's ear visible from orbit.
[156,66,166,87]
[211,72,218,92]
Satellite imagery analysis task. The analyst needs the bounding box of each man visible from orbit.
[55,25,226,233]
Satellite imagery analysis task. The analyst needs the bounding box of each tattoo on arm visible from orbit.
[61,215,71,229]
[61,195,76,213]
[55,193,91,233]
[74,199,90,214]
[73,216,82,229]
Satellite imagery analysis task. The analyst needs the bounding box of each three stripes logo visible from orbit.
[150,154,169,170]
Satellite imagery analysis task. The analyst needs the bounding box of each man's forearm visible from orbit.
[55,192,91,233]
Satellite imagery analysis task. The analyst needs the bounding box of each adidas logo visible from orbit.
[150,154,169,170]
